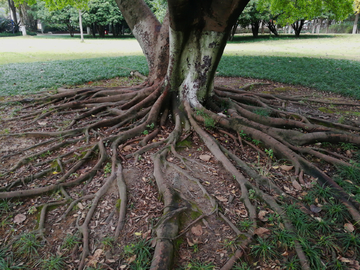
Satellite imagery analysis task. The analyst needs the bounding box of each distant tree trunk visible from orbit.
[325,19,330,33]
[267,20,279,36]
[228,21,239,40]
[91,23,96,37]
[311,19,316,33]
[79,9,84,42]
[260,20,265,34]
[292,19,304,37]
[7,0,18,24]
[97,25,105,38]
[353,13,359,34]
[251,21,259,37]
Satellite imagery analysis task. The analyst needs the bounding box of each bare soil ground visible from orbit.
[0,76,360,270]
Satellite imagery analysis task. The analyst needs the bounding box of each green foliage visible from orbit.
[250,237,278,261]
[298,238,323,269]
[336,232,360,255]
[237,219,254,231]
[82,0,124,37]
[257,0,353,29]
[123,239,153,269]
[323,201,350,223]
[184,260,215,270]
[13,233,41,257]
[0,247,25,270]
[103,162,112,177]
[101,236,114,249]
[61,233,80,250]
[40,255,66,270]
[0,199,12,214]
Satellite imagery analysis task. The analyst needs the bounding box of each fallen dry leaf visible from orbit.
[310,205,322,213]
[123,145,133,151]
[199,154,211,162]
[13,214,26,224]
[258,210,268,222]
[127,254,137,264]
[254,227,271,238]
[191,224,203,236]
[215,196,228,203]
[280,165,294,171]
[186,238,194,247]
[87,249,103,267]
[344,223,355,232]
[291,179,302,190]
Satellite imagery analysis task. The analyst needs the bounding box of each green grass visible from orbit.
[218,56,360,99]
[1,34,360,98]
[0,56,148,96]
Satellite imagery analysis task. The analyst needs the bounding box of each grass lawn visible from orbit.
[1,34,360,98]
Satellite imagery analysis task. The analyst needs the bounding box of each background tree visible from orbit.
[82,0,123,37]
[258,0,354,36]
[33,2,79,36]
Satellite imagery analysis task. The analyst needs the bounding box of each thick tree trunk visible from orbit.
[167,28,228,108]
[353,13,359,34]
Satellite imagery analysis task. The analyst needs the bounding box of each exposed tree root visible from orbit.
[1,80,360,269]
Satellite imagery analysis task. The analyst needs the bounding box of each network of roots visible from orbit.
[0,78,360,269]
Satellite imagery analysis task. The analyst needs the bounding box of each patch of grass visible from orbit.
[218,56,360,99]
[323,201,350,223]
[0,56,148,96]
[61,233,80,251]
[336,232,360,255]
[0,199,12,214]
[237,219,253,231]
[40,254,67,270]
[101,236,114,249]
[250,237,278,261]
[0,247,25,270]
[184,260,215,270]
[13,233,42,257]
[298,238,323,269]
[336,163,360,185]
[123,238,153,269]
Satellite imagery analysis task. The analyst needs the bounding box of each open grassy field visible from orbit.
[1,34,360,97]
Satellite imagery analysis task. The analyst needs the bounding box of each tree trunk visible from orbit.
[251,21,259,37]
[229,21,239,40]
[353,13,359,34]
[292,19,304,37]
[78,9,84,42]
[7,0,18,25]
[267,20,279,36]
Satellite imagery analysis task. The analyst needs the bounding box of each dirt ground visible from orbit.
[0,76,360,270]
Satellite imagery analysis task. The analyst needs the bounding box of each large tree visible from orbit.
[1,0,360,269]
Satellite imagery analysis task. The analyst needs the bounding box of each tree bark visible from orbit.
[251,21,259,37]
[79,9,84,42]
[292,19,304,37]
[353,13,359,34]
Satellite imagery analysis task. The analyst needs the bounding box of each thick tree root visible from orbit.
[1,81,360,269]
